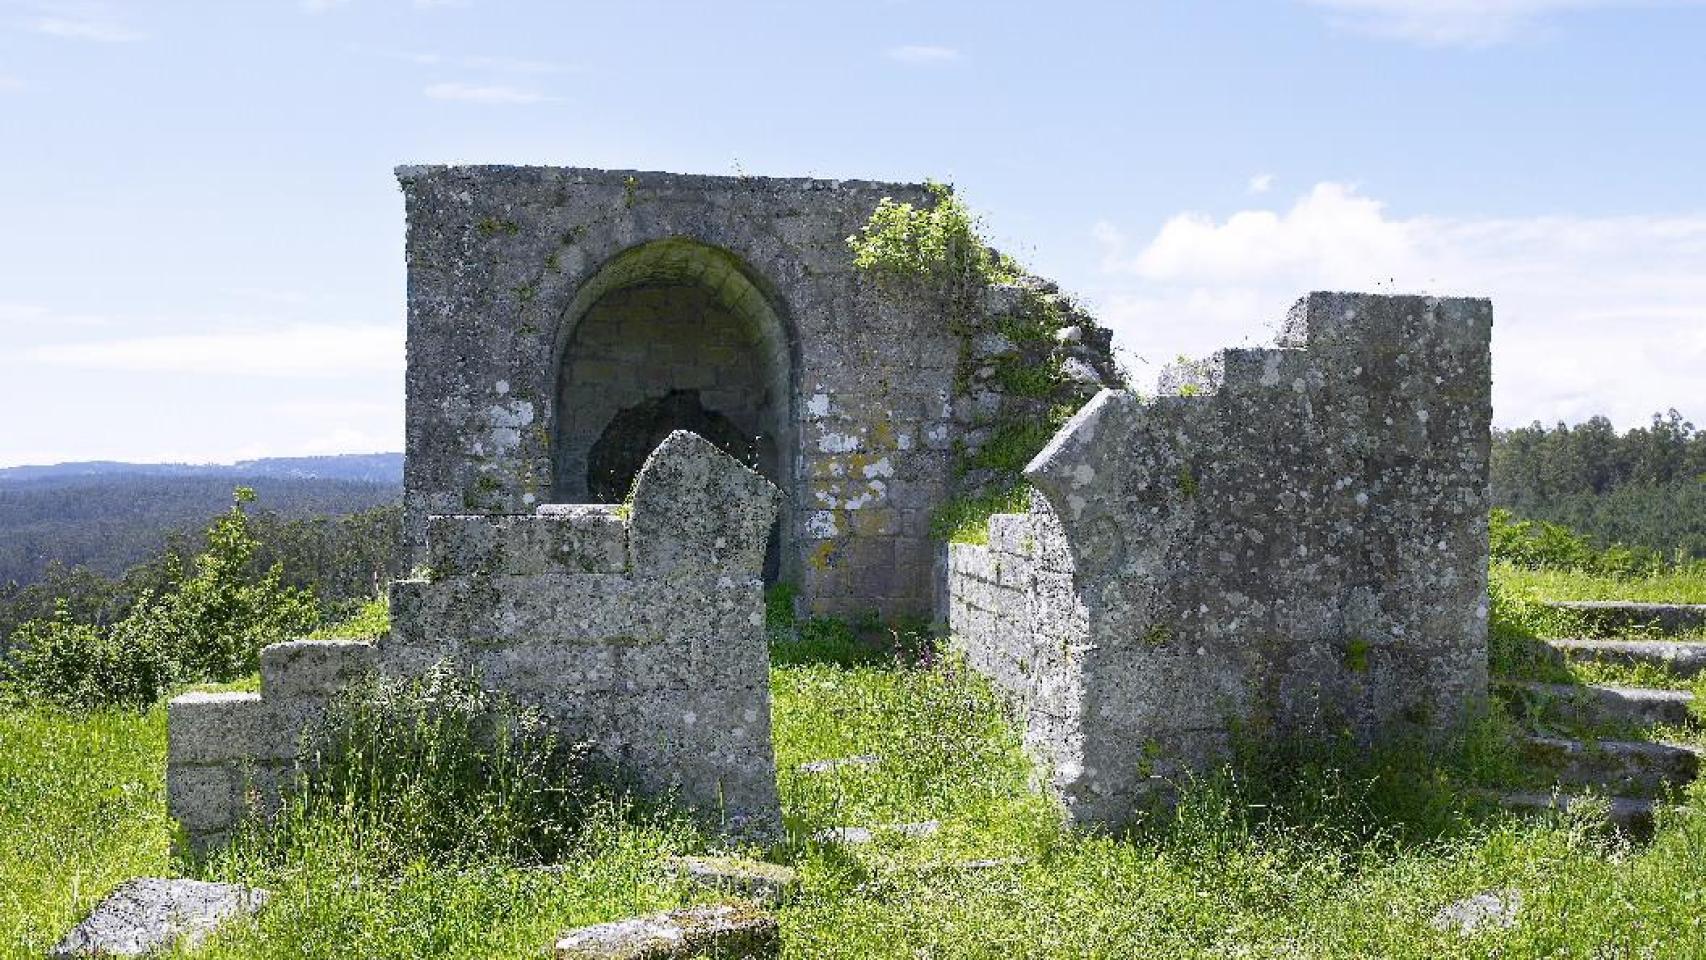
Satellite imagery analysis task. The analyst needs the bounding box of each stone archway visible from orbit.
[552,238,795,580]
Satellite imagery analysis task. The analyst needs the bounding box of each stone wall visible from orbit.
[398,166,1117,618]
[169,431,783,849]
[949,292,1494,828]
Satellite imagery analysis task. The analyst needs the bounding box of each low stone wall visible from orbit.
[168,430,783,850]
[949,292,1494,827]
[167,641,376,852]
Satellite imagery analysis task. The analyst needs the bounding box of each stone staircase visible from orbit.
[1497,601,1706,836]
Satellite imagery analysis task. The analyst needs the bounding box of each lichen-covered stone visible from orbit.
[552,903,779,959]
[667,856,799,905]
[397,166,1116,617]
[51,878,268,958]
[169,432,785,848]
[950,292,1494,827]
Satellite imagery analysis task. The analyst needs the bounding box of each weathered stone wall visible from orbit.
[399,166,1118,617]
[169,431,784,848]
[949,292,1493,827]
[400,166,955,617]
[166,640,376,852]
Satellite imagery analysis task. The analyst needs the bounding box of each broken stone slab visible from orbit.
[552,903,778,959]
[796,754,882,774]
[666,856,799,905]
[1429,888,1522,935]
[51,878,269,958]
[811,820,941,845]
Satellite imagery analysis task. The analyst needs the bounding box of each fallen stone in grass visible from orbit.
[1429,888,1522,935]
[811,820,941,844]
[51,878,269,958]
[667,856,799,905]
[796,754,882,774]
[552,903,779,959]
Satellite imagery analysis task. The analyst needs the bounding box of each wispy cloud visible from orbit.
[886,44,961,63]
[31,3,146,43]
[1247,173,1275,194]
[424,81,555,104]
[356,44,572,74]
[0,73,21,92]
[1090,182,1706,427]
[1302,0,1706,47]
[27,323,402,377]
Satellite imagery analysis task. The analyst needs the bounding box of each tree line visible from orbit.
[1492,409,1706,561]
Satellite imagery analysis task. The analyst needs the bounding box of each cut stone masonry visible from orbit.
[949,292,1494,827]
[169,430,783,849]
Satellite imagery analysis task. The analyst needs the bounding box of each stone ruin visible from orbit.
[167,165,1493,851]
[949,292,1493,827]
[396,165,1116,618]
[170,431,783,849]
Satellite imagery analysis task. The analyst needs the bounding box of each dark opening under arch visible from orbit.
[552,238,795,581]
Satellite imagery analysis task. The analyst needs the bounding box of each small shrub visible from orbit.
[845,182,1012,294]
[931,484,1032,544]
[0,489,319,709]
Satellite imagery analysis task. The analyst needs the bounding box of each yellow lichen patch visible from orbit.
[811,541,840,571]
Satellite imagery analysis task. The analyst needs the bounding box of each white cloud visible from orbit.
[424,81,554,103]
[31,4,146,43]
[27,323,402,377]
[1247,173,1275,194]
[1303,0,1706,46]
[1091,182,1706,428]
[886,44,961,63]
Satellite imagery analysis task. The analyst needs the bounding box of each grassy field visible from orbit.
[1494,560,1706,605]
[8,576,1706,957]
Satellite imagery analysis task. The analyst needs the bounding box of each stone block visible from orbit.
[51,879,269,959]
[629,431,780,577]
[260,640,377,701]
[552,904,779,959]
[667,857,799,906]
[167,693,292,765]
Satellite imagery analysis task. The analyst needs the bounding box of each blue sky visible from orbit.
[2,0,1703,465]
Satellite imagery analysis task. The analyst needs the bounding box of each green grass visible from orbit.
[1495,561,1706,605]
[12,600,1706,957]
[0,706,172,958]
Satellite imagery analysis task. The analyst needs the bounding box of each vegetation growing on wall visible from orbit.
[848,183,1119,544]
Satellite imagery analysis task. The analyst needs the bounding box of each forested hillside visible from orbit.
[1492,409,1706,559]
[0,474,400,586]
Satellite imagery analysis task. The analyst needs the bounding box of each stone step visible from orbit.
[1500,791,1656,837]
[1521,736,1701,797]
[1504,681,1696,730]
[1545,638,1706,678]
[1545,601,1706,635]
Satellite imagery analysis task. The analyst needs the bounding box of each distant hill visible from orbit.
[0,453,403,486]
[0,456,403,586]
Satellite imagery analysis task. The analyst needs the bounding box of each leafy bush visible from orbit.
[0,489,319,708]
[845,182,1012,293]
[1489,507,1679,578]
[0,603,173,709]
